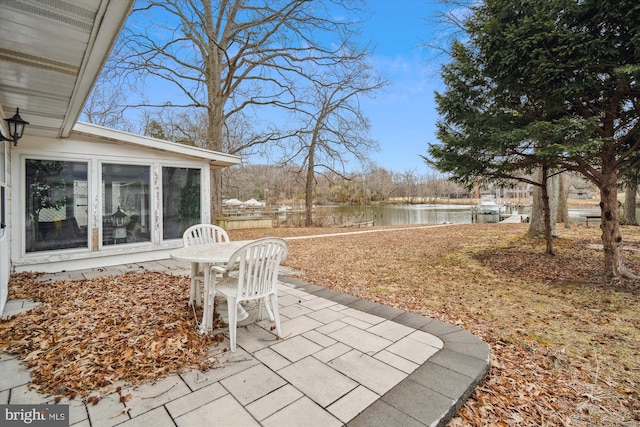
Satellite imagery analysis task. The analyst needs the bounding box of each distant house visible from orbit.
[503,184,534,199]
[568,182,594,199]
[0,1,241,314]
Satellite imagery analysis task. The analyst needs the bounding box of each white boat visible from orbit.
[477,195,502,214]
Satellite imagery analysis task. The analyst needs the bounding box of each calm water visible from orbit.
[277,204,609,227]
[314,204,476,226]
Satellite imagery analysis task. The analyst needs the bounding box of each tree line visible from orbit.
[221,164,468,206]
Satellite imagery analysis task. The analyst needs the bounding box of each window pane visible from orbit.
[162,167,201,239]
[102,164,150,245]
[26,160,88,252]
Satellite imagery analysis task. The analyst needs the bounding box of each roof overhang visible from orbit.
[0,0,134,139]
[72,122,243,167]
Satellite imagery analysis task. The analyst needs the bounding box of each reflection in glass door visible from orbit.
[162,167,201,240]
[25,159,88,252]
[101,164,150,245]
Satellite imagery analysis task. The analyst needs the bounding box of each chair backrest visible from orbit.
[183,224,230,246]
[226,237,289,300]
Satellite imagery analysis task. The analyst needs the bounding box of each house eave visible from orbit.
[72,122,243,167]
[60,0,135,137]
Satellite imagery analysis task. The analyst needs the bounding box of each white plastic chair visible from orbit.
[212,237,288,351]
[182,224,230,306]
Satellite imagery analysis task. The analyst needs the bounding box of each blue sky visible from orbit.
[110,1,452,175]
[357,0,449,174]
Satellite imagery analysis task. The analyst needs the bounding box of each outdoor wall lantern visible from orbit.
[113,207,127,243]
[1,108,29,146]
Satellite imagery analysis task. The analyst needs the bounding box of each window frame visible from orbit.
[14,147,211,266]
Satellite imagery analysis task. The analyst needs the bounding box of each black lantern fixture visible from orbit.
[113,206,128,243]
[1,108,29,146]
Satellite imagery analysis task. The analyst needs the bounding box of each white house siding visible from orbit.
[8,129,239,273]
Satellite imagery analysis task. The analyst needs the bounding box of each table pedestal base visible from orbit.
[216,302,249,324]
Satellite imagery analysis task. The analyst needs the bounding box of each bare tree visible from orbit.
[398,169,420,203]
[281,54,386,225]
[81,74,133,131]
[364,165,394,202]
[106,0,369,219]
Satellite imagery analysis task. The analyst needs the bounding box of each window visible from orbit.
[102,164,150,245]
[162,167,201,239]
[25,160,88,252]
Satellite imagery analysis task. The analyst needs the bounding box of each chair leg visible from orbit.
[227,297,238,352]
[258,297,275,321]
[269,293,282,339]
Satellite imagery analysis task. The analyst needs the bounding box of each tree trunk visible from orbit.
[557,173,571,229]
[207,85,225,222]
[599,174,622,281]
[305,139,316,227]
[527,166,557,255]
[528,182,545,236]
[542,166,554,255]
[548,172,560,237]
[623,183,637,225]
[205,1,225,223]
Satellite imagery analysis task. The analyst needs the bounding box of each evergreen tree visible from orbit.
[428,0,640,280]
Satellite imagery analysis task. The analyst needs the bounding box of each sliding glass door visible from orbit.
[101,163,151,245]
[162,167,202,240]
[25,159,88,252]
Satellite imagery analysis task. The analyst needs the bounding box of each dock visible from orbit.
[500,214,528,223]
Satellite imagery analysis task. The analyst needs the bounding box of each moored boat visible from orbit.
[477,195,502,214]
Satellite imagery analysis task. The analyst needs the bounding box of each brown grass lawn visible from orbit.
[230,223,640,426]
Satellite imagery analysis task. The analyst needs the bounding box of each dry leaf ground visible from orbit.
[1,222,639,425]
[1,272,225,400]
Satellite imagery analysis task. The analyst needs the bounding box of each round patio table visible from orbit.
[170,240,252,334]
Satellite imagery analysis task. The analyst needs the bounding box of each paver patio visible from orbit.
[1,259,490,426]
